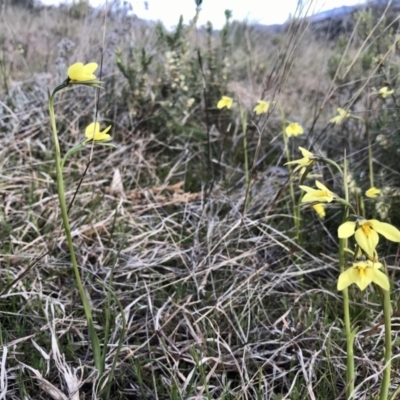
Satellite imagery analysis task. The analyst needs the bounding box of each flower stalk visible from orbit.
[240,105,250,210]
[340,155,355,399]
[48,89,102,375]
[365,116,374,188]
[278,103,300,241]
[380,268,392,400]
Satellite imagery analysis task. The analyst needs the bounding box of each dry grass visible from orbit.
[2,1,400,399]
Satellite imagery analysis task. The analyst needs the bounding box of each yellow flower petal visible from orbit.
[96,125,111,140]
[298,185,313,193]
[372,268,390,291]
[313,203,326,219]
[338,221,356,238]
[299,147,313,158]
[365,187,381,198]
[315,181,330,191]
[370,220,400,243]
[354,225,379,257]
[337,267,359,291]
[85,122,98,138]
[301,191,334,203]
[68,63,83,80]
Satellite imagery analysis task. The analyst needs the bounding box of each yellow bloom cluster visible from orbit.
[336,218,400,291]
[216,97,304,138]
[214,94,400,294]
[289,149,398,292]
[295,177,399,292]
[66,62,113,143]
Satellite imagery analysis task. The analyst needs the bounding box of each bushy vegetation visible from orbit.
[1,1,400,399]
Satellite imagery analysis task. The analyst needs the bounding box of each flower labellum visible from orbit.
[313,203,326,219]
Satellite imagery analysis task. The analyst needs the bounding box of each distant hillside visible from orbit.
[255,0,400,38]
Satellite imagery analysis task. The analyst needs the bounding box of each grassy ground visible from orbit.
[2,1,400,399]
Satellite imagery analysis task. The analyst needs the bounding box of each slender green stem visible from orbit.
[278,103,300,241]
[391,384,400,400]
[379,280,392,400]
[240,106,250,211]
[340,239,355,399]
[320,157,357,214]
[341,154,355,399]
[366,120,374,188]
[48,93,102,375]
[319,157,344,177]
[61,142,86,169]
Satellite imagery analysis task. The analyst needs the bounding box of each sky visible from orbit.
[40,0,367,28]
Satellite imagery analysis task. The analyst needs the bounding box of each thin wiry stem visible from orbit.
[340,154,355,399]
[379,275,392,400]
[278,102,300,242]
[48,91,102,375]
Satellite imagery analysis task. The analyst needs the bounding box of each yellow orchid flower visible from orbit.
[285,147,315,173]
[299,180,336,203]
[330,107,352,125]
[285,123,304,137]
[217,96,233,110]
[378,86,394,99]
[365,187,381,198]
[253,100,270,115]
[337,260,389,291]
[68,62,98,82]
[313,203,326,219]
[338,218,400,258]
[85,122,112,142]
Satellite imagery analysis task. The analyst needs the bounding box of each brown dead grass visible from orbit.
[1,2,400,399]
